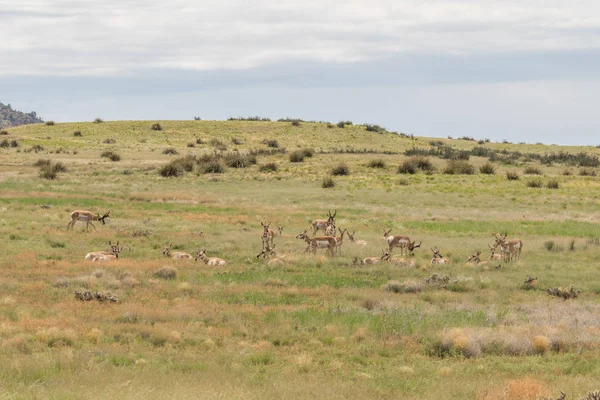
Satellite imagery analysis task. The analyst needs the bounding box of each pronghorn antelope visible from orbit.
[334,228,347,254]
[361,249,389,265]
[162,243,193,259]
[85,241,120,261]
[493,233,524,262]
[261,222,275,249]
[347,231,367,246]
[195,249,227,266]
[67,210,110,231]
[488,245,505,261]
[256,244,286,265]
[277,225,284,236]
[296,230,337,256]
[430,248,450,264]
[382,229,421,255]
[381,250,416,267]
[467,251,489,266]
[312,210,336,235]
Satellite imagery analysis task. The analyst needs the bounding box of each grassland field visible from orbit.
[1,120,600,399]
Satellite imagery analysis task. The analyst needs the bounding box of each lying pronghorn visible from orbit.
[195,249,227,266]
[488,245,505,261]
[382,250,417,267]
[162,243,193,259]
[85,241,120,261]
[347,231,367,246]
[382,229,421,256]
[431,247,450,264]
[467,251,488,266]
[296,230,337,256]
[256,244,286,265]
[361,249,389,265]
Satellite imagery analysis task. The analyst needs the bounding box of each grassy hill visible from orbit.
[0,102,43,129]
[1,120,600,399]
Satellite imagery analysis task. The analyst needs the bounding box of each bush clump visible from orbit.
[202,160,225,174]
[337,121,353,128]
[231,137,242,145]
[301,148,315,158]
[0,130,8,135]
[159,161,184,177]
[153,266,178,280]
[367,159,386,168]
[398,156,435,174]
[331,162,350,176]
[262,139,279,148]
[579,168,597,176]
[223,153,257,168]
[93,118,104,123]
[73,131,82,137]
[365,124,386,133]
[322,176,335,188]
[506,171,520,180]
[443,160,475,175]
[524,166,542,175]
[103,138,116,144]
[101,151,121,161]
[289,151,305,163]
[259,162,278,172]
[0,139,18,148]
[162,148,179,155]
[479,162,496,174]
[546,179,560,189]
[291,120,301,126]
[526,178,543,188]
[151,123,162,131]
[45,120,55,126]
[38,161,67,180]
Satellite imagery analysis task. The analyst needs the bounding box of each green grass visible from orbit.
[1,120,600,399]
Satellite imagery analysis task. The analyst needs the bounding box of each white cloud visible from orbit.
[1,0,600,75]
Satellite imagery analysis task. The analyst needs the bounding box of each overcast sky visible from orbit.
[2,0,600,145]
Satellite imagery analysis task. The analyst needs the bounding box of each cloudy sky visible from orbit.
[2,0,600,145]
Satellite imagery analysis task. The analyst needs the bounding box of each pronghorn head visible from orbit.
[408,240,421,252]
[430,247,443,258]
[348,231,356,241]
[493,233,507,247]
[327,209,337,223]
[468,251,481,262]
[194,249,206,262]
[261,221,271,231]
[277,226,284,235]
[98,210,111,225]
[296,230,309,240]
[383,229,392,238]
[109,240,120,254]
[162,243,172,257]
[339,228,347,238]
[381,248,391,260]
[257,244,276,259]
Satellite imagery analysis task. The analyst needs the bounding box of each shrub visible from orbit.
[291,120,301,126]
[231,137,242,145]
[45,121,55,126]
[337,121,352,128]
[327,123,335,129]
[0,130,7,135]
[195,138,205,145]
[365,124,386,133]
[289,151,305,163]
[153,266,178,280]
[544,240,564,252]
[479,162,496,174]
[262,139,279,148]
[73,131,82,137]
[579,168,596,176]
[413,156,435,172]
[562,169,572,176]
[546,179,560,189]
[162,148,179,155]
[158,161,184,177]
[101,151,121,161]
[172,155,196,172]
[259,162,278,172]
[322,176,335,188]
[506,171,520,180]
[526,178,543,188]
[443,160,475,175]
[301,148,315,158]
[398,160,417,174]
[187,142,195,148]
[367,159,386,168]
[151,123,162,131]
[202,160,224,174]
[0,139,18,148]
[103,138,116,144]
[93,118,104,123]
[224,153,256,168]
[210,138,227,151]
[331,162,349,176]
[38,161,67,180]
[33,159,51,167]
[524,166,542,175]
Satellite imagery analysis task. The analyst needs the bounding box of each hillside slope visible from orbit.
[0,102,43,128]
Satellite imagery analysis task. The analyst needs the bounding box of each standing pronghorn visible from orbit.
[261,222,275,249]
[162,243,193,259]
[67,210,110,231]
[296,230,337,256]
[312,210,336,236]
[347,231,367,246]
[382,229,421,256]
[334,228,347,254]
[431,247,450,264]
[85,241,120,261]
[195,249,227,266]
[493,233,523,262]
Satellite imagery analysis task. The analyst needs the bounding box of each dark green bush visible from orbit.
[331,163,349,176]
[443,160,475,175]
[151,123,162,131]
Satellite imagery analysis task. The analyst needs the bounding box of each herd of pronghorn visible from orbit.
[69,209,523,267]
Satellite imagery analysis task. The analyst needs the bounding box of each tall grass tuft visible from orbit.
[506,171,520,180]
[526,178,543,188]
[289,151,305,163]
[479,162,496,175]
[443,160,475,175]
[524,166,542,175]
[331,163,349,176]
[367,159,386,168]
[322,176,335,188]
[101,151,121,161]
